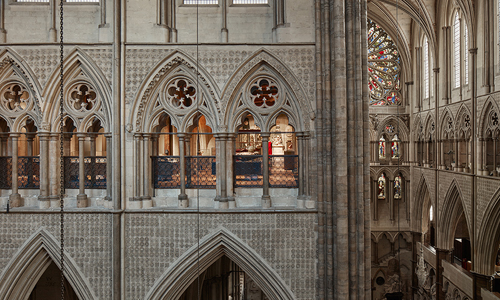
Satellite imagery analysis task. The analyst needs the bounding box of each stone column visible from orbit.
[26,133,35,156]
[89,134,96,157]
[49,133,62,208]
[142,134,152,208]
[454,137,459,171]
[105,133,112,202]
[0,135,7,156]
[296,132,305,208]
[261,133,271,208]
[38,132,50,207]
[131,134,142,207]
[185,135,191,156]
[178,133,188,207]
[215,132,228,209]
[76,133,88,207]
[226,133,236,208]
[9,133,21,207]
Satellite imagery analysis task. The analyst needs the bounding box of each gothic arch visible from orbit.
[413,174,433,231]
[42,47,112,132]
[439,108,455,139]
[12,112,39,132]
[148,109,181,133]
[438,180,471,250]
[376,115,409,141]
[144,227,296,300]
[0,228,97,300]
[475,186,500,274]
[130,50,220,133]
[478,97,500,138]
[455,103,472,138]
[369,0,437,65]
[230,108,264,132]
[0,48,43,129]
[423,112,436,140]
[223,48,312,131]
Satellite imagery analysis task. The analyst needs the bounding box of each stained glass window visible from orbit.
[368,19,401,106]
[394,175,402,199]
[391,134,400,159]
[379,136,386,159]
[378,173,386,199]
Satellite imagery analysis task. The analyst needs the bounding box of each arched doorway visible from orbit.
[28,261,79,300]
[179,255,270,300]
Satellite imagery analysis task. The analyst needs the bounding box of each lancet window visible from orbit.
[377,173,386,199]
[368,19,401,106]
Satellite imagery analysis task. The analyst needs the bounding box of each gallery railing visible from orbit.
[85,156,107,189]
[0,156,12,189]
[186,156,216,189]
[152,156,181,188]
[18,156,40,189]
[64,156,107,189]
[269,155,298,188]
[233,155,263,188]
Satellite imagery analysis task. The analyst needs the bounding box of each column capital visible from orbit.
[133,133,143,138]
[142,133,151,139]
[433,68,440,73]
[469,48,478,55]
[9,132,20,138]
[38,132,51,139]
[104,133,113,138]
[76,133,87,139]
[177,133,186,140]
[261,133,270,139]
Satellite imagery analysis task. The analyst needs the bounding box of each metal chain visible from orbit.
[59,0,65,299]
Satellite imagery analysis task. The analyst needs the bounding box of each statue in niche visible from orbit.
[394,176,402,199]
[392,134,400,158]
[273,134,283,146]
[378,174,386,199]
[379,137,386,159]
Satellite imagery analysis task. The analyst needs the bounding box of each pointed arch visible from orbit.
[0,48,44,127]
[148,109,181,133]
[439,108,455,138]
[475,186,500,274]
[438,179,471,250]
[413,174,433,231]
[0,228,97,300]
[266,108,299,132]
[12,111,39,132]
[422,112,435,140]
[42,47,112,132]
[376,115,409,141]
[455,103,472,138]
[223,48,312,132]
[478,97,500,138]
[129,50,220,133]
[144,227,296,300]
[230,108,264,132]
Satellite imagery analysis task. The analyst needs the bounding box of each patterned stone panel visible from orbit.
[476,177,500,233]
[124,213,317,300]
[16,47,59,88]
[0,213,113,299]
[84,47,113,84]
[125,48,175,105]
[455,174,472,225]
[124,46,316,107]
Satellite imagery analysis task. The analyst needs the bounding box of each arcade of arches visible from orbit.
[0,0,500,300]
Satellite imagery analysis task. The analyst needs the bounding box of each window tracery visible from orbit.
[1,83,29,112]
[69,83,97,112]
[367,19,401,106]
[166,79,196,109]
[250,78,278,108]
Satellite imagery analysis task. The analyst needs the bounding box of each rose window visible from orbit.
[167,79,196,109]
[250,78,278,108]
[2,84,29,111]
[368,19,401,106]
[69,84,97,111]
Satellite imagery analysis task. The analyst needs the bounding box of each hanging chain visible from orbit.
[59,0,65,299]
